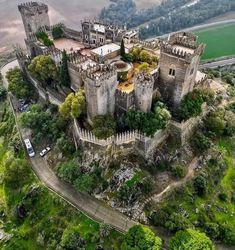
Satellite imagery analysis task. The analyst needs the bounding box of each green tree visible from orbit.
[194,175,208,197]
[57,160,81,184]
[59,90,85,119]
[36,31,54,46]
[139,50,152,63]
[59,50,71,87]
[92,115,116,139]
[0,85,7,101]
[52,26,64,39]
[74,174,94,193]
[28,55,58,87]
[121,225,162,250]
[3,157,31,189]
[169,229,215,250]
[178,89,214,120]
[120,39,126,58]
[6,67,31,99]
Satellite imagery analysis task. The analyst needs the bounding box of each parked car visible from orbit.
[40,147,51,157]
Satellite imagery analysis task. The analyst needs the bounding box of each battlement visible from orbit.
[169,32,197,47]
[84,64,117,83]
[18,1,48,14]
[69,51,88,64]
[134,72,154,88]
[16,51,28,61]
[160,31,205,62]
[131,38,159,50]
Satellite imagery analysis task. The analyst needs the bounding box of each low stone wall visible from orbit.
[73,119,168,158]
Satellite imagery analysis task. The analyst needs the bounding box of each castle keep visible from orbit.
[17,2,209,155]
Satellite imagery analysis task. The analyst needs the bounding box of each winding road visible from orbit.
[1,60,137,233]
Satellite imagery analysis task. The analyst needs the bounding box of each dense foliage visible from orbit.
[59,50,71,87]
[124,102,171,136]
[57,160,107,193]
[6,67,32,99]
[52,26,64,39]
[178,88,214,120]
[20,104,67,144]
[28,55,58,87]
[92,115,117,139]
[100,0,235,39]
[36,31,54,46]
[169,229,215,250]
[59,90,85,119]
[121,225,162,250]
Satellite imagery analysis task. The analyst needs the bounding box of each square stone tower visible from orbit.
[157,32,205,110]
[18,2,50,40]
[83,65,118,122]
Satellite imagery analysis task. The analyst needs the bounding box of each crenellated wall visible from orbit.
[74,119,168,157]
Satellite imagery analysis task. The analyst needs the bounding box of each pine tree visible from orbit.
[59,50,71,87]
[120,39,126,58]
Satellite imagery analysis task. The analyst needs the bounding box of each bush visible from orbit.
[191,131,212,154]
[205,222,220,239]
[92,115,116,139]
[169,229,215,250]
[219,224,235,246]
[0,85,7,101]
[124,102,171,136]
[218,192,228,202]
[6,67,32,99]
[194,175,208,197]
[171,165,186,179]
[178,89,214,120]
[121,225,162,250]
[52,26,64,39]
[36,31,54,46]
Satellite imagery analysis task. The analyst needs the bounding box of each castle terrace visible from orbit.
[91,43,120,60]
[54,38,85,53]
[172,45,195,54]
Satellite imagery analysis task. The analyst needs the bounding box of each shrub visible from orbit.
[124,102,171,136]
[0,85,7,101]
[194,175,208,197]
[219,224,235,246]
[205,222,220,239]
[171,165,186,179]
[121,225,162,250]
[6,67,32,99]
[178,89,214,120]
[52,26,64,39]
[169,229,215,250]
[191,131,212,154]
[218,192,228,202]
[92,115,116,139]
[36,31,54,46]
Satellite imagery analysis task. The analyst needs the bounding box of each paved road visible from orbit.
[149,18,235,40]
[1,61,137,233]
[200,57,235,69]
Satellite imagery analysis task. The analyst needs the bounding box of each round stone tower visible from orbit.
[134,72,154,113]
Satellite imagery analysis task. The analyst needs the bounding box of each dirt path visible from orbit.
[152,157,198,203]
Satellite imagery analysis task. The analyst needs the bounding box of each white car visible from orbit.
[40,147,51,157]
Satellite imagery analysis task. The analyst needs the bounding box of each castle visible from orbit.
[17,2,208,156]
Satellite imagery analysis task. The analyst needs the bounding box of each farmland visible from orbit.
[196,23,235,60]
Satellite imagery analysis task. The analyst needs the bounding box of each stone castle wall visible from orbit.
[74,119,168,157]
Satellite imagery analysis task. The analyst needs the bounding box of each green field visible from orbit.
[196,23,235,60]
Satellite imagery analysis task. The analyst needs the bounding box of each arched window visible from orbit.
[169,65,176,77]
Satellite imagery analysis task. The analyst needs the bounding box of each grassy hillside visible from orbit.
[196,24,235,60]
[0,100,123,249]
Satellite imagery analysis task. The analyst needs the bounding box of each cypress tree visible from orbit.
[59,50,71,87]
[120,39,126,58]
